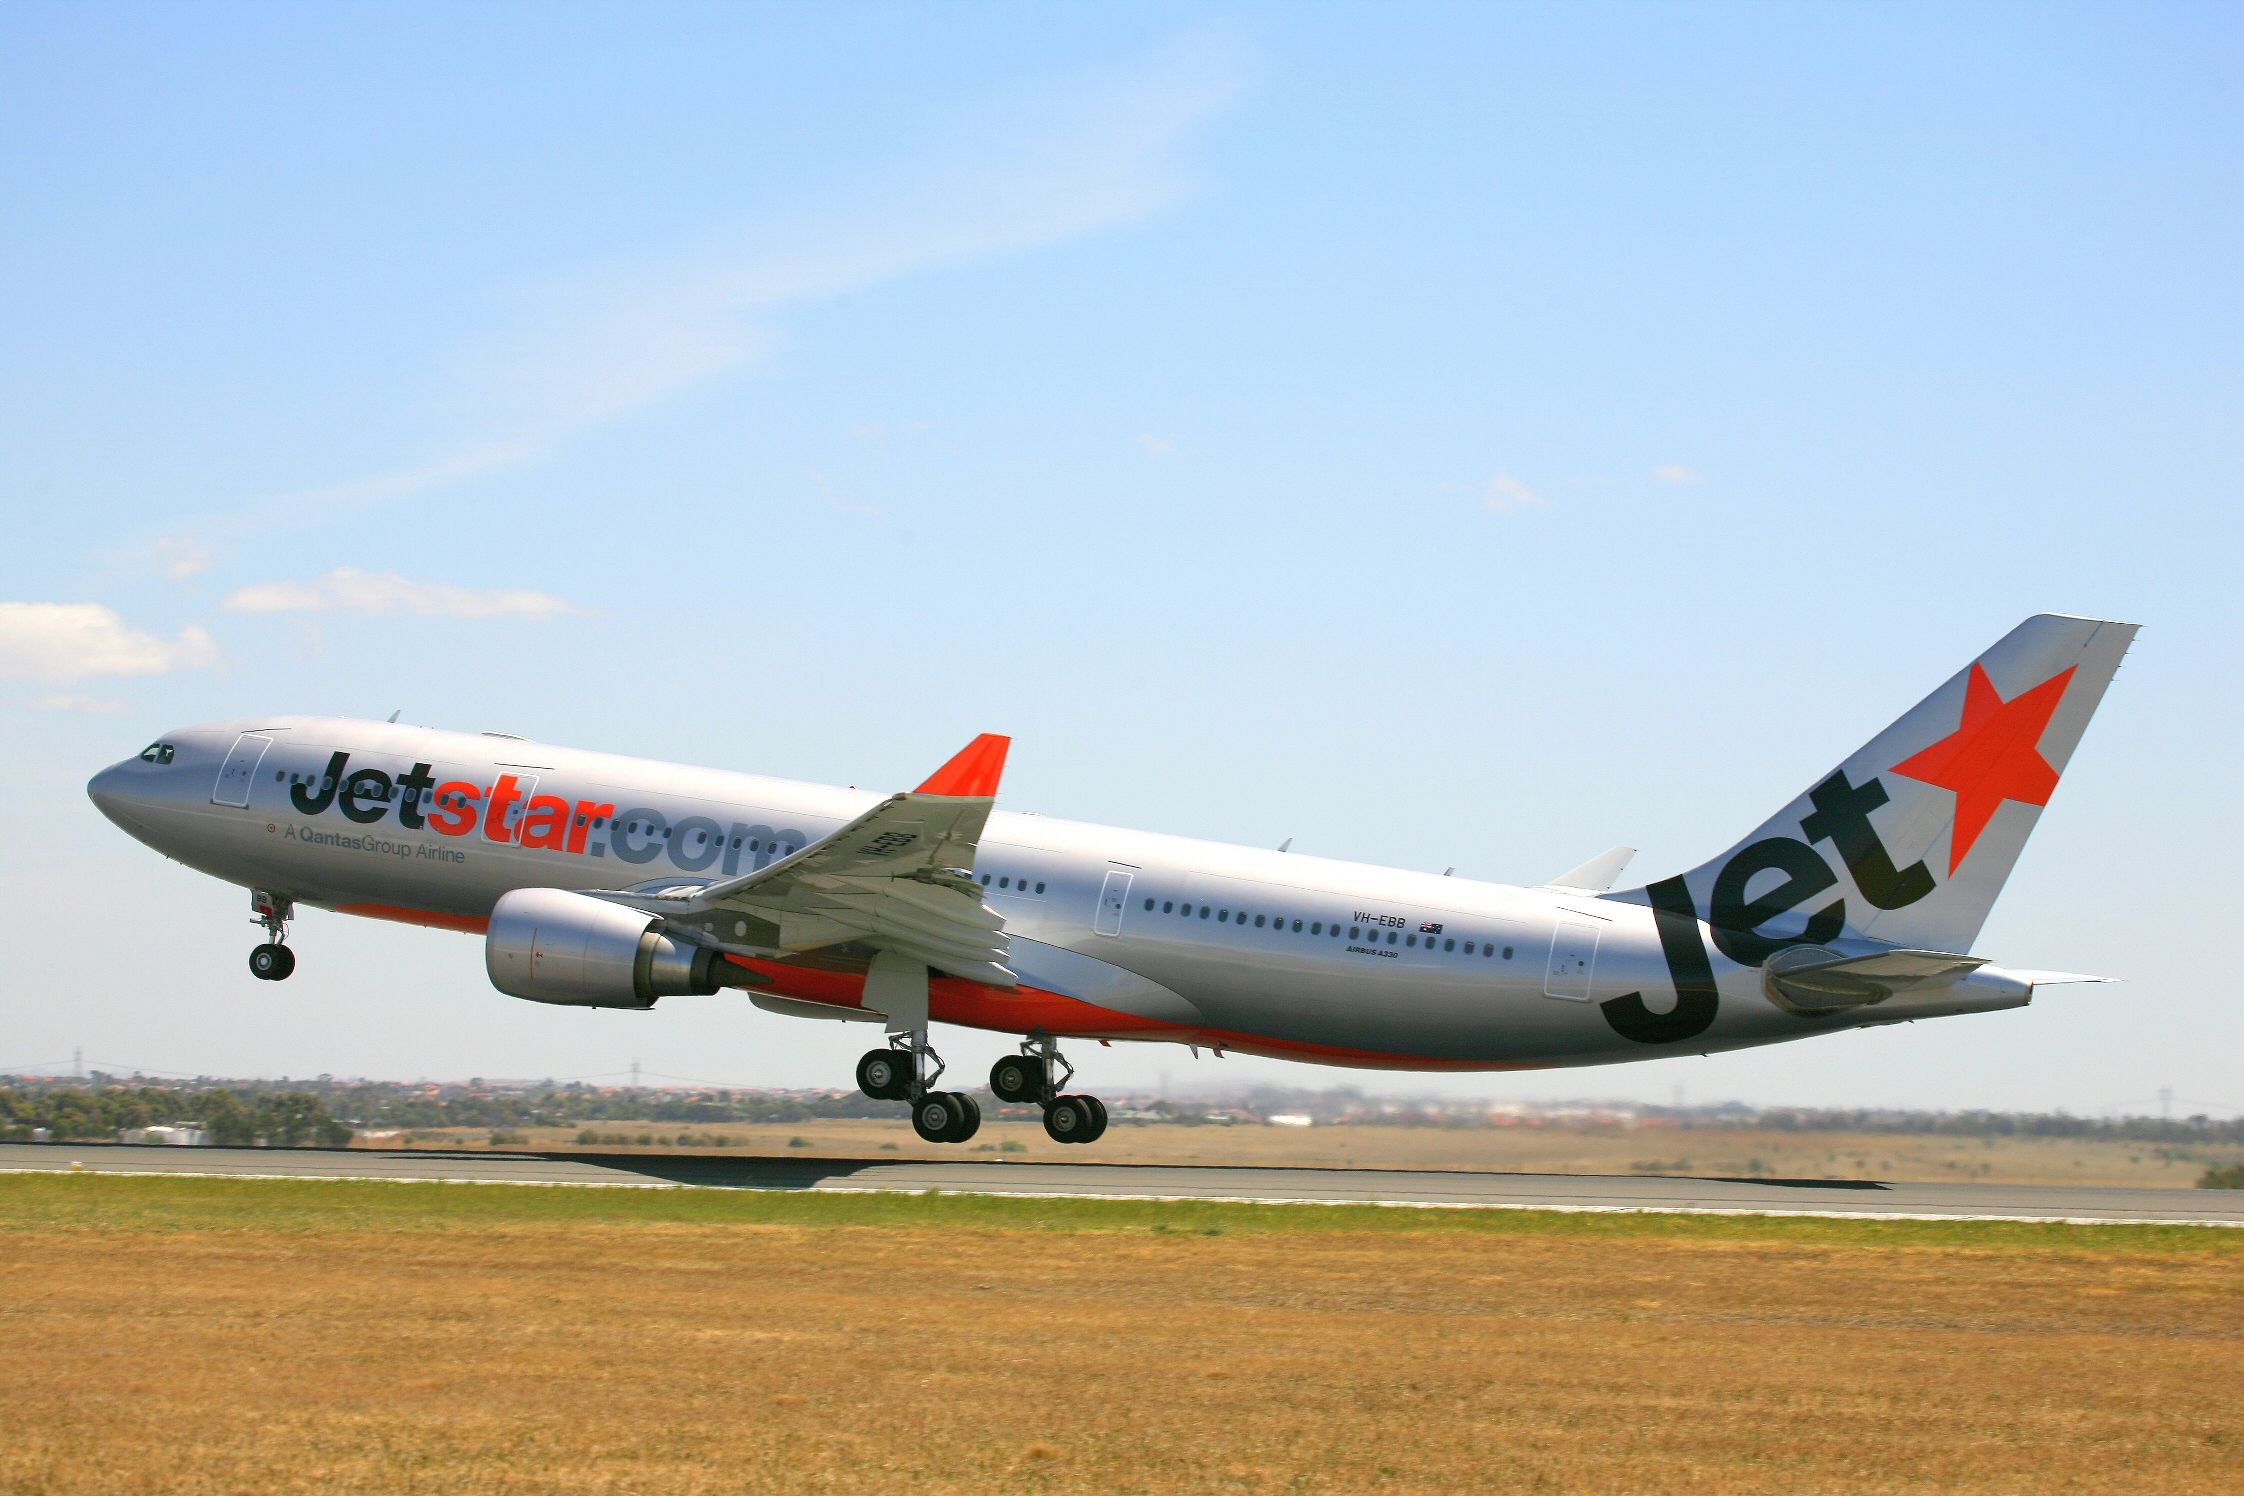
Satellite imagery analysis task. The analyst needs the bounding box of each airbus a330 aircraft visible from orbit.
[88,614,2133,1145]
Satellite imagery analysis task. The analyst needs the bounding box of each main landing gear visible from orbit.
[989,1035,1108,1145]
[248,890,296,982]
[855,1030,983,1144]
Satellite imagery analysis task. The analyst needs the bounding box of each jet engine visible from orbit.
[485,887,725,1009]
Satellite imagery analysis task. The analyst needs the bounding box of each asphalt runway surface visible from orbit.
[5,1141,2240,1224]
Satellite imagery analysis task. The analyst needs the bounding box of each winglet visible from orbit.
[916,733,1010,797]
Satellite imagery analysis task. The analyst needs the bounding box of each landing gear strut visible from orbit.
[991,1035,1108,1145]
[856,1030,981,1143]
[249,890,296,981]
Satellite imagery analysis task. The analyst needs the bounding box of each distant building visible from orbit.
[117,1125,209,1146]
[1265,1114,1314,1128]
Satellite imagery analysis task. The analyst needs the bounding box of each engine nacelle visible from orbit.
[485,887,724,1009]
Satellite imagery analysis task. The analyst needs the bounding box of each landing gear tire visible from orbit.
[914,1091,973,1144]
[249,943,294,981]
[1044,1095,1095,1144]
[1081,1095,1109,1142]
[950,1093,982,1144]
[857,1048,911,1101]
[989,1054,1041,1104]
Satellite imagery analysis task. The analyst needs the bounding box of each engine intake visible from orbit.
[485,887,724,1009]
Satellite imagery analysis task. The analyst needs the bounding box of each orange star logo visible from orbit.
[1890,663,2075,873]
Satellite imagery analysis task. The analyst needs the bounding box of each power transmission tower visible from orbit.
[631,1059,641,1092]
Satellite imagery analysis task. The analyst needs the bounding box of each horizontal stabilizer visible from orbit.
[1762,945,1987,1014]
[2010,970,2117,989]
[1545,845,1635,893]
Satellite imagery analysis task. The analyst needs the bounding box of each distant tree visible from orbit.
[2199,1163,2244,1190]
[254,1092,349,1147]
[200,1090,257,1146]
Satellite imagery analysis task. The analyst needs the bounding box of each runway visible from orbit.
[4,1141,2239,1224]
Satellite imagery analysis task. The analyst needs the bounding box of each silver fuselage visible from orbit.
[87,715,2033,1069]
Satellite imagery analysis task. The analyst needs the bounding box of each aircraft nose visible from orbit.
[87,762,140,829]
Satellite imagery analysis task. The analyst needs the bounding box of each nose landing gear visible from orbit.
[249,891,296,981]
[991,1035,1108,1145]
[856,1030,981,1143]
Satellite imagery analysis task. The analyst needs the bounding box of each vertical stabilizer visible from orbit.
[1612,614,2136,956]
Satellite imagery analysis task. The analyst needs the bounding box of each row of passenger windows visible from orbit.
[1140,897,1515,959]
[979,873,1047,894]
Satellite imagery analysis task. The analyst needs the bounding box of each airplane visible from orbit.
[87,613,2135,1146]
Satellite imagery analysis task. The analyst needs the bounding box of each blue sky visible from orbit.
[3,3,2238,1112]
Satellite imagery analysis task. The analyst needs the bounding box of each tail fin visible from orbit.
[1615,614,2137,956]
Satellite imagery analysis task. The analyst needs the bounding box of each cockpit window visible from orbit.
[138,742,176,765]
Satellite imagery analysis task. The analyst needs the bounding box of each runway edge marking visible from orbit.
[3,1164,2239,1228]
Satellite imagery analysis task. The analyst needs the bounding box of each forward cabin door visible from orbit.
[1093,866,1136,937]
[211,734,274,808]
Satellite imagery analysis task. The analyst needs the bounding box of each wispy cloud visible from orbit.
[153,537,217,580]
[222,568,584,620]
[1654,464,1703,485]
[1135,433,1178,459]
[0,603,219,682]
[852,419,936,444]
[233,31,1246,525]
[1482,474,1549,514]
[31,693,131,713]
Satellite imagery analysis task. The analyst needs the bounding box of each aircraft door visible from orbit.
[1093,868,1136,937]
[1543,912,1605,1001]
[211,734,274,808]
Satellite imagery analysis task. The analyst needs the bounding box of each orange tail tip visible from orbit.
[915,733,1010,797]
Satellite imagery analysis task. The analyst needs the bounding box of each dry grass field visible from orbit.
[3,1175,2241,1495]
[384,1117,2235,1189]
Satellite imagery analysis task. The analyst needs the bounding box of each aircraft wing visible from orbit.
[613,734,1017,988]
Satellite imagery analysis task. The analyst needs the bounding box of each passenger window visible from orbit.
[1292,919,1303,932]
[980,874,991,886]
[1254,914,1266,928]
[1035,881,1046,893]
[1311,921,1322,935]
[1143,898,1155,911]
[1406,934,1417,947]
[999,876,1011,889]
[1218,909,1230,922]
[1199,907,1211,920]
[1350,926,1361,940]
[1465,941,1476,954]
[1503,945,1514,959]
[1386,931,1398,945]
[1444,938,1456,952]
[1163,901,1174,914]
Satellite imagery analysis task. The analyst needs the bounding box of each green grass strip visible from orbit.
[1,1171,2238,1256]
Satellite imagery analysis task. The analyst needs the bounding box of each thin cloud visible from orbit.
[222,568,584,621]
[1483,474,1549,514]
[31,693,131,713]
[153,537,217,580]
[0,603,219,683]
[1136,434,1178,459]
[244,30,1246,521]
[1654,464,1703,485]
[852,419,936,444]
